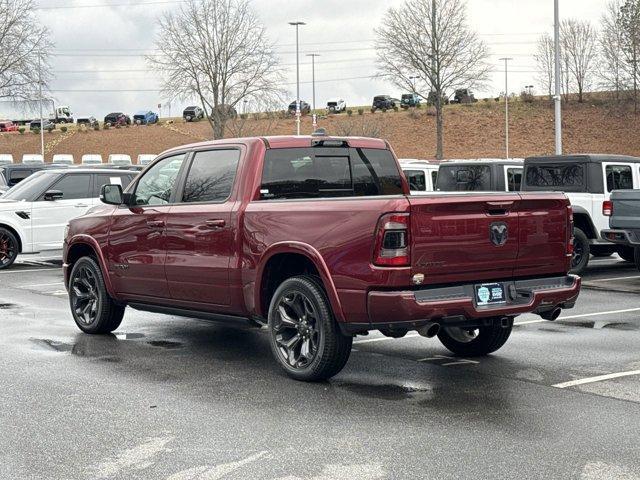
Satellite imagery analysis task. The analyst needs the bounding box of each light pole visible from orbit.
[38,51,44,159]
[306,53,320,129]
[289,21,306,135]
[554,0,562,154]
[499,57,513,159]
[409,75,420,93]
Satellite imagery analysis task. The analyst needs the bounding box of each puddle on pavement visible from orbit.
[0,303,16,309]
[556,320,638,330]
[333,380,433,401]
[147,340,183,349]
[31,338,73,353]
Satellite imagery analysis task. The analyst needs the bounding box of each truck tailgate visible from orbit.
[609,190,640,230]
[408,193,570,285]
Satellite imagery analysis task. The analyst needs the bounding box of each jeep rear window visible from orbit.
[524,163,585,191]
[403,169,426,191]
[260,147,403,199]
[436,165,491,191]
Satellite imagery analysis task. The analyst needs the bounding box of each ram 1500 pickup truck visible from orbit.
[601,190,640,269]
[63,135,581,381]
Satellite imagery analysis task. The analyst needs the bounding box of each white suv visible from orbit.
[326,99,346,113]
[400,159,440,194]
[0,168,135,269]
[522,154,640,274]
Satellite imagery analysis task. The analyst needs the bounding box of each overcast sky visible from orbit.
[33,0,608,119]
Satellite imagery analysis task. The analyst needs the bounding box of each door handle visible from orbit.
[146,220,165,229]
[205,219,226,229]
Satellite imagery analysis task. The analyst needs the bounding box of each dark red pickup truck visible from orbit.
[63,135,581,381]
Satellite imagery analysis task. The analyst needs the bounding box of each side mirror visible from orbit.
[101,184,123,205]
[44,190,63,201]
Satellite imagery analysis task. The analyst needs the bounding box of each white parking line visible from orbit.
[0,268,59,274]
[557,307,640,320]
[553,370,640,388]
[19,282,64,288]
[588,275,640,282]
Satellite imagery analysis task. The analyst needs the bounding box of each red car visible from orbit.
[63,134,580,381]
[0,120,18,132]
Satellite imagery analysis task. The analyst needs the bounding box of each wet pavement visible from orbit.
[0,253,639,479]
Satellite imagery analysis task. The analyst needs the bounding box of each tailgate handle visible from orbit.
[486,201,513,216]
[205,219,226,229]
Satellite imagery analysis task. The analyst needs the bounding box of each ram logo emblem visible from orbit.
[490,222,508,246]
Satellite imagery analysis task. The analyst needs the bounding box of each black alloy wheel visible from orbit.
[70,264,100,326]
[273,290,320,369]
[0,228,18,270]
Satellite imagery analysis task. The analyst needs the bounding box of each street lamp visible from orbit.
[289,21,306,135]
[499,57,513,159]
[554,0,562,154]
[409,75,420,93]
[306,53,320,129]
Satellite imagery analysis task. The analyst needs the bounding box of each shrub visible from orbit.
[520,91,535,103]
[104,122,111,130]
[253,112,261,121]
[93,123,100,131]
[32,128,40,134]
[416,103,422,109]
[346,109,353,116]
[393,106,399,112]
[409,108,421,119]
[370,107,376,114]
[18,127,25,134]
[358,108,364,116]
[61,126,68,133]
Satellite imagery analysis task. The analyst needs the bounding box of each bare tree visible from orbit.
[0,0,52,101]
[333,116,387,139]
[375,0,490,159]
[599,0,630,100]
[620,0,640,113]
[534,34,556,99]
[561,19,598,103]
[148,0,284,139]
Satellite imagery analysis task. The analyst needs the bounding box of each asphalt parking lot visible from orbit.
[1,254,639,479]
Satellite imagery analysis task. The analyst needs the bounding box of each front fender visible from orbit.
[254,242,345,323]
[0,216,29,253]
[66,234,116,298]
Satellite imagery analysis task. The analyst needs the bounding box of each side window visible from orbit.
[606,165,633,191]
[94,174,134,197]
[181,149,240,203]
[404,169,426,191]
[134,154,185,205]
[431,170,438,188]
[507,167,523,191]
[45,174,91,200]
[9,169,31,185]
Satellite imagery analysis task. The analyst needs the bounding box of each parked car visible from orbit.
[0,168,136,269]
[29,119,55,131]
[22,154,45,164]
[183,106,204,122]
[371,95,396,111]
[52,154,75,165]
[400,93,421,109]
[76,116,98,128]
[81,154,103,165]
[104,112,131,126]
[137,154,156,166]
[0,154,13,165]
[0,176,8,195]
[601,190,640,270]
[63,134,579,381]
[326,99,347,113]
[452,88,478,104]
[436,159,524,192]
[288,100,311,116]
[108,154,132,166]
[133,110,159,125]
[400,159,439,194]
[0,164,48,189]
[0,120,18,132]
[523,154,640,274]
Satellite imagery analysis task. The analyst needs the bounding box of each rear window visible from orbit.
[507,167,523,191]
[437,165,491,191]
[260,147,403,200]
[605,165,633,192]
[524,163,585,191]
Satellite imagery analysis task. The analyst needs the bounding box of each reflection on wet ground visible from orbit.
[557,320,638,330]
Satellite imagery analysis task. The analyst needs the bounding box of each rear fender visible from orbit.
[255,242,345,323]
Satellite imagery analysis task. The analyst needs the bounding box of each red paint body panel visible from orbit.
[63,135,580,330]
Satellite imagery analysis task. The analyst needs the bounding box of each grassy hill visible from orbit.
[1,99,639,162]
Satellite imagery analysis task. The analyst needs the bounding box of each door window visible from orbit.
[431,170,438,188]
[605,165,633,191]
[181,150,240,203]
[507,168,523,191]
[43,174,91,200]
[134,154,186,205]
[403,169,426,191]
[93,174,134,197]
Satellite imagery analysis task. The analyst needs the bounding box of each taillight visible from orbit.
[373,213,410,266]
[602,200,613,216]
[567,205,574,256]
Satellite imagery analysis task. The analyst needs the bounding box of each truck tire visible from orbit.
[570,228,590,275]
[437,321,513,356]
[69,256,125,334]
[268,275,352,382]
[0,227,19,270]
[618,246,636,263]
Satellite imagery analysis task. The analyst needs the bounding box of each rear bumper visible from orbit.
[601,229,640,246]
[341,275,580,334]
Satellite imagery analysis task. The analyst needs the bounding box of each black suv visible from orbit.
[104,112,131,126]
[372,95,396,111]
[287,101,311,116]
[183,106,204,122]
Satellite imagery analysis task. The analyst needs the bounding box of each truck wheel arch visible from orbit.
[66,236,116,297]
[572,207,598,239]
[255,243,345,323]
